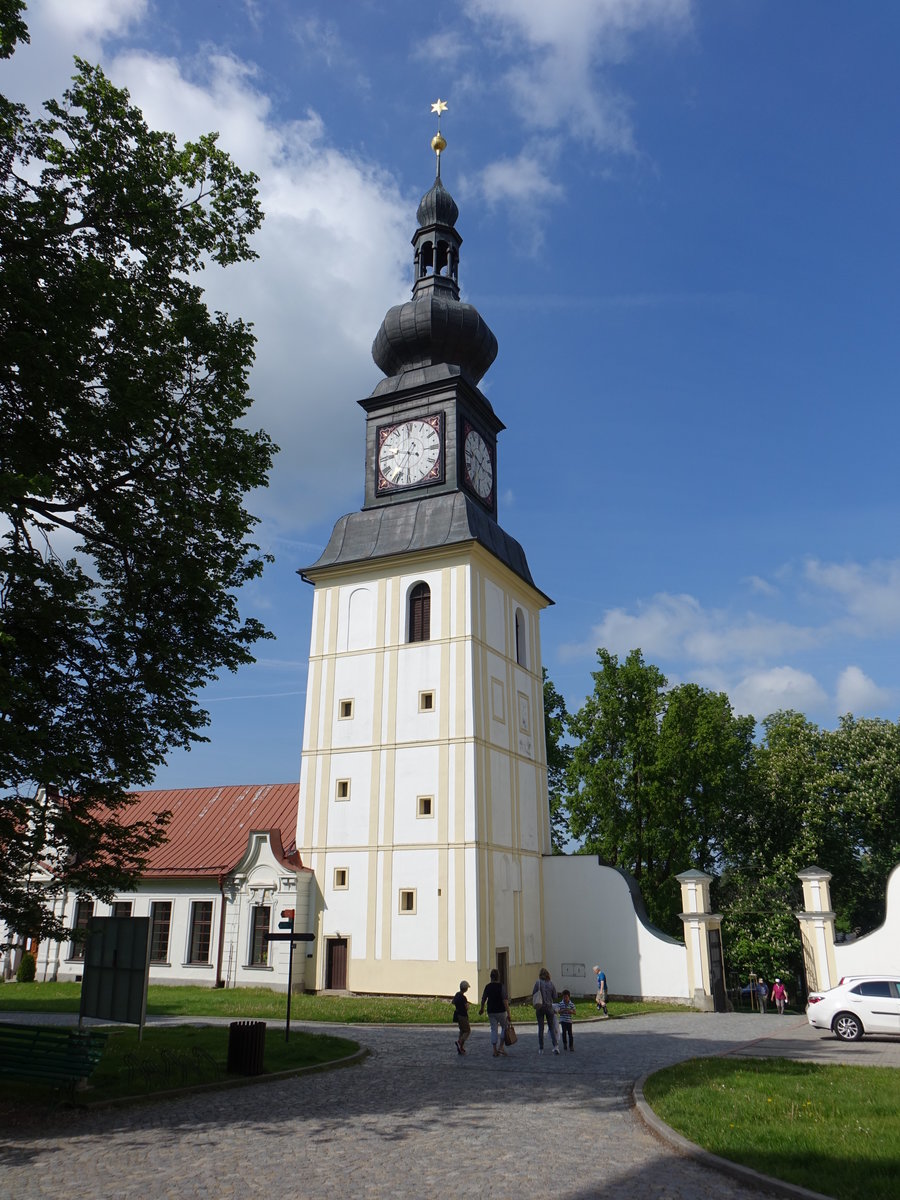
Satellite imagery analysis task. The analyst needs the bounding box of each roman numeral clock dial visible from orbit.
[463,425,493,502]
[377,416,444,492]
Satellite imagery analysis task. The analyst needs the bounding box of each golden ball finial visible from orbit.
[431,131,447,156]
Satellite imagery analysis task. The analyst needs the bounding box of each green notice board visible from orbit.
[80,916,151,1029]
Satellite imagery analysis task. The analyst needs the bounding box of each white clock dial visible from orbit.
[378,419,442,488]
[464,429,493,500]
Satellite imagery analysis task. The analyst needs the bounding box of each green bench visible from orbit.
[0,1022,108,1089]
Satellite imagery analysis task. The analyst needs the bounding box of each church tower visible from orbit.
[296,107,552,998]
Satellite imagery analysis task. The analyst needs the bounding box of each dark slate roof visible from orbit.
[300,492,550,600]
[417,175,459,228]
[123,783,303,878]
[371,289,498,387]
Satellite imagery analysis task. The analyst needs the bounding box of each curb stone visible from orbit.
[632,1072,834,1200]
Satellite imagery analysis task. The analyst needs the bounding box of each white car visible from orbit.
[806,976,900,1041]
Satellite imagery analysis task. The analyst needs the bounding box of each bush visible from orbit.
[16,952,36,983]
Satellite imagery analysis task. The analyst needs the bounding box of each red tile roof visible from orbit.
[126,783,302,878]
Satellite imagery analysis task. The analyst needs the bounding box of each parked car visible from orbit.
[806,976,900,1041]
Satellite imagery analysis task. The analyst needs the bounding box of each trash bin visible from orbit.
[227,1020,266,1075]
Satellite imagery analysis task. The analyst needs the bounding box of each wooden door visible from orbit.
[326,938,347,989]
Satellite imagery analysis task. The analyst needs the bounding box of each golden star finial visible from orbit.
[430,99,448,175]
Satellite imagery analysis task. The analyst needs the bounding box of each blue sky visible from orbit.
[7,1,900,788]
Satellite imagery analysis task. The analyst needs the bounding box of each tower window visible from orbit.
[399,889,417,914]
[335,779,350,801]
[515,608,527,668]
[334,868,349,890]
[408,583,431,642]
[419,690,435,712]
[339,698,353,719]
[417,795,434,818]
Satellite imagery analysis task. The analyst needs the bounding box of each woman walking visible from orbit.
[532,967,560,1055]
[479,968,511,1058]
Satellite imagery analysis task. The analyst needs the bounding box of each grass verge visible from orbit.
[0,981,682,1024]
[642,1057,900,1200]
[3,1023,359,1110]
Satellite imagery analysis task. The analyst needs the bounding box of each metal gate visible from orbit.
[707,928,727,1012]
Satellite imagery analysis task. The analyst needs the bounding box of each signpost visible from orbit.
[263,911,315,1041]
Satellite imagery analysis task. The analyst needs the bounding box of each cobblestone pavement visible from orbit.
[1,1012,897,1200]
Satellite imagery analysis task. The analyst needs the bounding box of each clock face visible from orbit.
[377,417,443,491]
[464,427,493,501]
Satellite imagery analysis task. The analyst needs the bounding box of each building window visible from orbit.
[334,868,349,890]
[515,608,527,667]
[149,901,172,963]
[336,779,350,801]
[111,901,132,918]
[249,906,270,966]
[399,889,417,914]
[408,582,431,642]
[339,698,353,719]
[69,900,94,961]
[417,795,434,818]
[188,901,214,964]
[419,690,435,712]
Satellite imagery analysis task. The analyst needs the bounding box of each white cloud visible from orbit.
[732,667,828,721]
[99,48,411,535]
[835,666,893,717]
[463,0,692,150]
[805,558,900,635]
[43,0,147,41]
[558,591,816,664]
[745,574,778,597]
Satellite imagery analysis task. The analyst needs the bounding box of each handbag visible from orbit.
[505,1021,517,1046]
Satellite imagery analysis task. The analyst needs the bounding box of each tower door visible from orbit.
[707,929,726,1013]
[326,938,348,990]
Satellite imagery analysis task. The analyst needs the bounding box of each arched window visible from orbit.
[408,582,431,643]
[515,608,527,667]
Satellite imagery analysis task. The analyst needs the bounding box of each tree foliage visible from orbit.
[543,668,570,852]
[1,28,275,945]
[564,649,754,933]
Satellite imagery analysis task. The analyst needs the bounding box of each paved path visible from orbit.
[1,1012,897,1200]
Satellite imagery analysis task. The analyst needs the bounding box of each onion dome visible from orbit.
[371,145,497,390]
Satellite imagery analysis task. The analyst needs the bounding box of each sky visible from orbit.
[5,0,900,789]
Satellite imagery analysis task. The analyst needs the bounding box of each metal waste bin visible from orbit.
[227,1020,266,1075]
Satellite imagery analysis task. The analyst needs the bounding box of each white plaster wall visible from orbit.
[393,744,441,844]
[342,584,376,651]
[390,849,439,960]
[483,578,506,654]
[521,855,543,967]
[332,653,376,748]
[326,750,372,846]
[518,762,540,852]
[321,850,370,954]
[489,747,513,847]
[395,642,442,742]
[492,851,516,960]
[542,855,690,1000]
[834,863,900,976]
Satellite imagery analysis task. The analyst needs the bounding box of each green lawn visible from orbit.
[643,1057,900,1200]
[0,980,682,1024]
[2,1023,359,1110]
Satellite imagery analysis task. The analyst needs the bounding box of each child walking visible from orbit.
[452,980,471,1054]
[558,989,576,1050]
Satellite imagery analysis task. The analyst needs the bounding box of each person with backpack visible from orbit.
[531,967,560,1055]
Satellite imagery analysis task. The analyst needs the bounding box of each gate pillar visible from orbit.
[677,869,726,1011]
[796,866,838,993]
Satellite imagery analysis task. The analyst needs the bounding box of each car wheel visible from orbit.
[833,1012,863,1041]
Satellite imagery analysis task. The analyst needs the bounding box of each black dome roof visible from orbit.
[416,176,459,228]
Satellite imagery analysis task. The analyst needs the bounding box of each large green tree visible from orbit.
[543,668,570,853]
[565,648,753,932]
[0,22,275,946]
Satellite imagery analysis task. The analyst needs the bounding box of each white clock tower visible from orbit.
[295,109,552,999]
